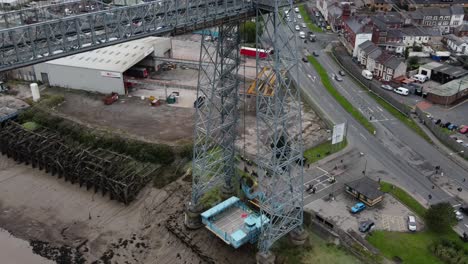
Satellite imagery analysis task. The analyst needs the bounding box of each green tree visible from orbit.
[425,202,457,233]
[240,21,263,44]
[408,56,420,70]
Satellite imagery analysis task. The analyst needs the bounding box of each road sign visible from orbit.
[332,123,346,144]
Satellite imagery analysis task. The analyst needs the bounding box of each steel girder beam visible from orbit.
[190,22,241,207]
[0,0,253,72]
[255,0,304,254]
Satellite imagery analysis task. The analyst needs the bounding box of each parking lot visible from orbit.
[305,192,423,235]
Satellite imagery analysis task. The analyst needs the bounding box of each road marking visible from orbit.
[317,166,328,174]
[370,118,396,123]
[377,106,384,112]
[360,133,367,140]
[367,107,374,113]
[304,181,337,199]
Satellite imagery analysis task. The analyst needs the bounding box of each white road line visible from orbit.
[303,174,330,185]
[360,133,367,140]
[304,182,337,199]
[367,107,374,113]
[317,166,328,174]
[377,106,383,112]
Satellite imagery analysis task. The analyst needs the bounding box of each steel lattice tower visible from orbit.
[187,0,305,256]
[254,0,305,256]
[186,22,241,229]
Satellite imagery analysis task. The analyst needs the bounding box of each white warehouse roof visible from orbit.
[44,37,171,73]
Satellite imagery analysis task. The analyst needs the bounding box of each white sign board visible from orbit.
[100,71,121,78]
[332,123,346,145]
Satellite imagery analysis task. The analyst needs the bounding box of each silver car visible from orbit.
[381,84,393,91]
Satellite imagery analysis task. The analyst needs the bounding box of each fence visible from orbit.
[331,47,413,117]
[415,106,468,159]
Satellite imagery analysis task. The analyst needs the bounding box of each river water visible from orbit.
[0,228,54,264]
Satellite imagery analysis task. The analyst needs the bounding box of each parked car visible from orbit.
[299,31,306,39]
[460,125,468,134]
[447,123,458,130]
[459,204,468,215]
[455,210,464,221]
[381,84,393,91]
[351,202,366,213]
[301,23,307,28]
[359,220,375,233]
[294,7,299,13]
[334,74,343,82]
[456,139,464,144]
[298,14,302,19]
[312,51,319,57]
[394,87,409,96]
[408,215,417,232]
[338,70,346,76]
[295,25,300,31]
[362,70,373,80]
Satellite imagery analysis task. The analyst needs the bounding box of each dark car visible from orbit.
[359,220,375,233]
[460,204,468,214]
[302,57,308,63]
[312,51,319,57]
[338,70,346,76]
[334,74,343,82]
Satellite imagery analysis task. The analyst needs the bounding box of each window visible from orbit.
[454,21,459,26]
[426,16,432,20]
[439,16,443,20]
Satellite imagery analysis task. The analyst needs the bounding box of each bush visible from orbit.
[22,121,39,131]
[19,108,177,165]
[425,202,457,233]
[431,239,468,264]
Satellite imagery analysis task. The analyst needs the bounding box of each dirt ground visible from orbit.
[52,89,195,146]
[0,154,257,264]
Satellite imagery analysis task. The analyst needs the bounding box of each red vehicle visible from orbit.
[124,67,148,78]
[240,47,272,59]
[103,92,119,105]
[460,125,468,134]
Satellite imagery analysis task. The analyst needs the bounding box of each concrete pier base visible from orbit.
[256,251,276,264]
[289,227,309,246]
[184,203,204,229]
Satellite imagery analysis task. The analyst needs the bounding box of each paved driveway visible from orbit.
[305,192,423,235]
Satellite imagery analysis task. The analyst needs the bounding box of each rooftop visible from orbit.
[425,75,468,96]
[420,7,451,17]
[43,37,170,73]
[345,177,384,200]
[434,64,468,78]
[345,17,372,34]
[420,61,443,70]
[410,0,468,4]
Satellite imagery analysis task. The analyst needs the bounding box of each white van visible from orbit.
[394,87,409,96]
[362,70,373,80]
[413,74,428,83]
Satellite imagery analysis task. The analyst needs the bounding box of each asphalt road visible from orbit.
[276,19,467,207]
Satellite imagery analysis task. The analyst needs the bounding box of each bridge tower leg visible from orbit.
[185,22,241,229]
[254,0,307,261]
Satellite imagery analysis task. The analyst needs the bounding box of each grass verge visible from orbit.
[274,229,361,264]
[298,4,322,33]
[328,51,434,144]
[369,181,468,264]
[304,138,347,164]
[379,181,427,217]
[367,92,433,143]
[308,56,376,134]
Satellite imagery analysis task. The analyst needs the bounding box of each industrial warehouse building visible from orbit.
[34,37,172,95]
